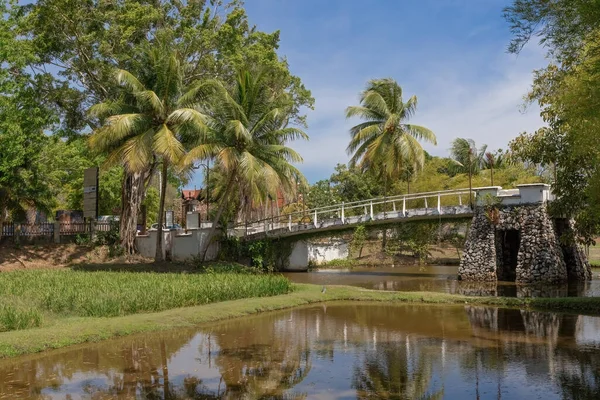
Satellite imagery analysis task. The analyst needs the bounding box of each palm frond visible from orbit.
[115,69,146,93]
[152,124,185,163]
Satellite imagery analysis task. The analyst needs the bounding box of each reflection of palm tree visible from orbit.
[352,340,443,399]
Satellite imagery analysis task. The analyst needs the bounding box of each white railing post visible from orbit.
[459,194,462,206]
[288,214,292,231]
[364,205,368,215]
[370,201,374,220]
[437,194,441,214]
[425,197,428,209]
[341,202,345,224]
[402,197,406,216]
[393,202,396,212]
[314,210,318,227]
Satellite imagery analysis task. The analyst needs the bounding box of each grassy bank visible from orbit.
[1,282,600,359]
[0,269,291,332]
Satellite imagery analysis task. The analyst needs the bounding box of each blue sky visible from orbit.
[196,0,547,186]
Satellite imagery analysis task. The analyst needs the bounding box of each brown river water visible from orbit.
[284,266,600,297]
[1,267,599,399]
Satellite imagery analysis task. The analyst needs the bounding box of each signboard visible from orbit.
[83,167,99,219]
[165,210,174,229]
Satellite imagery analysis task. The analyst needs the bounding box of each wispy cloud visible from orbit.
[191,0,549,187]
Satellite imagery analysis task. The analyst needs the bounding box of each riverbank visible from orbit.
[2,282,600,359]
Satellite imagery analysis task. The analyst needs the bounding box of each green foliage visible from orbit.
[0,304,42,332]
[0,270,292,324]
[351,225,367,258]
[505,1,600,242]
[219,237,294,272]
[312,258,358,269]
[386,222,439,263]
[346,78,437,181]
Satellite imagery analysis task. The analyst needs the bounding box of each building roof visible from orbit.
[181,189,204,201]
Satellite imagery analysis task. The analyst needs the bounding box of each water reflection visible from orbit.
[284,266,600,297]
[1,303,600,399]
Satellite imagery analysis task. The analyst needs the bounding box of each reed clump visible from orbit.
[0,269,292,324]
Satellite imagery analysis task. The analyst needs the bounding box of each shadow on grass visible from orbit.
[69,261,201,273]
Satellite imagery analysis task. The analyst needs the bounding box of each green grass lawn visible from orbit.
[0,267,291,332]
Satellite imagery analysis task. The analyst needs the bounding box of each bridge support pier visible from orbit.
[284,239,350,271]
[459,184,591,283]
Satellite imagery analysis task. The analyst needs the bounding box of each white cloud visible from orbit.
[290,46,547,182]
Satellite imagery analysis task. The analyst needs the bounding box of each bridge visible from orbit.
[228,188,476,240]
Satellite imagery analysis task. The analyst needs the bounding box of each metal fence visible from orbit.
[0,221,118,240]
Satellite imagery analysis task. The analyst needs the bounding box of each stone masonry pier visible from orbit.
[459,184,591,284]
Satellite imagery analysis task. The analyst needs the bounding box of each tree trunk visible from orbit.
[382,174,387,251]
[0,198,5,243]
[120,170,150,255]
[200,171,237,262]
[468,167,473,209]
[155,161,169,262]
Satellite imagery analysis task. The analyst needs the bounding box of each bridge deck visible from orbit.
[229,188,475,241]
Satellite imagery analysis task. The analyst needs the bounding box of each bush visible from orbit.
[0,304,42,332]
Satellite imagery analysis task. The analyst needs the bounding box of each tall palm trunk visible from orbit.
[120,170,151,255]
[200,170,237,262]
[468,164,473,209]
[382,174,387,251]
[155,160,169,261]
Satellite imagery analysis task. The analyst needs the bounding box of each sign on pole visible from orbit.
[165,210,174,229]
[83,167,99,219]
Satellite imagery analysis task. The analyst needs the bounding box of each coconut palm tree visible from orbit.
[346,78,437,182]
[184,69,309,261]
[346,78,436,248]
[89,43,209,260]
[450,138,487,208]
[484,150,504,186]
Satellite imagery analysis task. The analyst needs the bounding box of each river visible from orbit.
[284,266,600,297]
[1,301,600,399]
[1,268,600,399]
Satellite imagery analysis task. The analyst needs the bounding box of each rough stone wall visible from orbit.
[458,210,497,281]
[555,219,592,281]
[460,204,570,283]
[515,205,567,283]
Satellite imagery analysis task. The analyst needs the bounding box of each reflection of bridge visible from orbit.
[228,188,475,240]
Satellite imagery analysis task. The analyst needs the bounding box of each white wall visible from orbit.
[136,228,219,261]
[285,239,349,271]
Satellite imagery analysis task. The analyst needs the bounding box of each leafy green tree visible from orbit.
[505,1,600,242]
[89,41,208,259]
[0,0,56,236]
[350,225,367,258]
[184,69,309,261]
[307,180,340,217]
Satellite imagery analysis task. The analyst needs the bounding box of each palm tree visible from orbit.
[89,43,208,260]
[346,78,436,248]
[450,138,487,208]
[184,69,309,261]
[484,151,504,186]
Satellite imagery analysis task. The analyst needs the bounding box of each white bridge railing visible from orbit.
[228,188,476,239]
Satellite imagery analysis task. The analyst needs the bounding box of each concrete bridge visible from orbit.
[135,183,591,283]
[228,188,475,241]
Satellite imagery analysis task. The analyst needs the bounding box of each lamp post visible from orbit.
[193,161,210,221]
